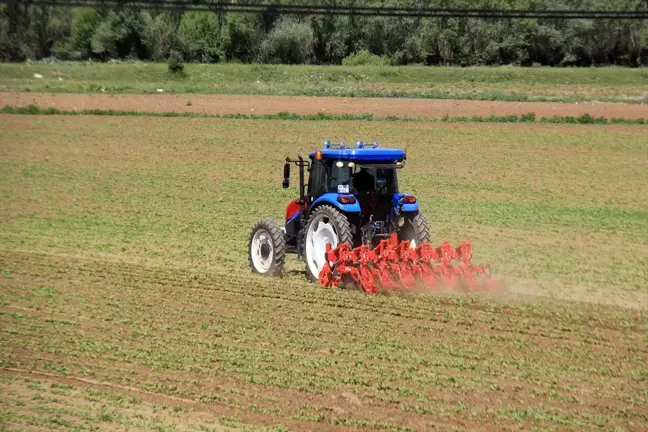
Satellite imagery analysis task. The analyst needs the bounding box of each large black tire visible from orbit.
[248,219,286,277]
[301,205,353,282]
[399,211,431,247]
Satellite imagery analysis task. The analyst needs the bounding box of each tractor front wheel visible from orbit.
[302,205,353,282]
[248,219,286,276]
[399,212,431,248]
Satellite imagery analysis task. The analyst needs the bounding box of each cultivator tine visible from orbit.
[319,234,496,294]
[318,242,335,287]
[356,244,379,294]
[394,240,417,290]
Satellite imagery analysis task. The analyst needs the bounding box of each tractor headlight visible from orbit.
[336,161,344,168]
[397,216,405,227]
[348,162,355,168]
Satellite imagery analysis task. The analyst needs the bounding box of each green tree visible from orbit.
[310,10,351,64]
[70,8,101,59]
[0,0,646,66]
[260,16,315,64]
[0,3,30,61]
[178,11,228,62]
[91,10,153,60]
[225,13,261,62]
[150,12,182,61]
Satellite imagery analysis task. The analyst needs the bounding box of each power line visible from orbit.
[1,0,647,19]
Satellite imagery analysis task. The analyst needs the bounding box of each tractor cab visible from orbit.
[281,141,409,221]
[306,144,403,200]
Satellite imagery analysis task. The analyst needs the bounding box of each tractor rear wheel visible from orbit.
[399,212,431,248]
[302,205,353,282]
[248,219,286,276]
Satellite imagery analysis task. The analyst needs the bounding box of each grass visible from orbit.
[2,104,646,124]
[1,62,647,103]
[1,114,647,430]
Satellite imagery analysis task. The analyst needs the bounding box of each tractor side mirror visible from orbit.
[282,162,290,188]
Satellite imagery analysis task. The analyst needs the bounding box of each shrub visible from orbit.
[168,50,184,74]
[342,50,389,66]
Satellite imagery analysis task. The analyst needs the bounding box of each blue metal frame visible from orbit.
[304,192,417,217]
[309,148,405,162]
[310,193,361,213]
[393,193,419,212]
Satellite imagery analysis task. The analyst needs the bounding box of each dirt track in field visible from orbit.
[2,92,647,119]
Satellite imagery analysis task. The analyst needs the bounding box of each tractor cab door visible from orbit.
[307,159,328,200]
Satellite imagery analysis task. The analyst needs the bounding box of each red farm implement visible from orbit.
[318,233,496,294]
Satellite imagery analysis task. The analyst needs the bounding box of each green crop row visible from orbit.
[2,104,646,125]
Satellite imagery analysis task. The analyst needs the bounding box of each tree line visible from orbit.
[1,0,647,66]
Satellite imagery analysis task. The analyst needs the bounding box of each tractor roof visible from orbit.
[309,141,405,163]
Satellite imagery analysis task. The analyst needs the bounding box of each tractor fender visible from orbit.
[393,193,419,212]
[309,193,361,215]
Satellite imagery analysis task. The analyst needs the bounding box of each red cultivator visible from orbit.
[318,234,497,294]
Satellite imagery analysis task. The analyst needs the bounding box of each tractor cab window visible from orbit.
[327,160,398,195]
[329,161,353,193]
[352,167,375,192]
[352,165,398,194]
[376,168,397,193]
[308,160,327,198]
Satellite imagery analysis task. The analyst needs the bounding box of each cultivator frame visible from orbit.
[319,233,495,294]
[248,140,496,294]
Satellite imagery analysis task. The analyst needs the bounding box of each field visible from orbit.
[1,111,648,431]
[1,62,647,103]
[1,62,648,431]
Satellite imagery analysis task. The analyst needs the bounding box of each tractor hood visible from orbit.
[309,148,405,162]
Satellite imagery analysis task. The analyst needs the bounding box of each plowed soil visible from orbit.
[1,249,647,431]
[2,91,647,118]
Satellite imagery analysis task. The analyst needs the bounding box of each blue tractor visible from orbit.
[248,140,431,282]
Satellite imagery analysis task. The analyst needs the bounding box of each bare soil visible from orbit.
[2,92,647,119]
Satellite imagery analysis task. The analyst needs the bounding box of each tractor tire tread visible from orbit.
[412,212,432,244]
[302,205,353,282]
[248,219,286,277]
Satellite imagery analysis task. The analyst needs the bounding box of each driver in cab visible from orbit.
[352,167,374,192]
